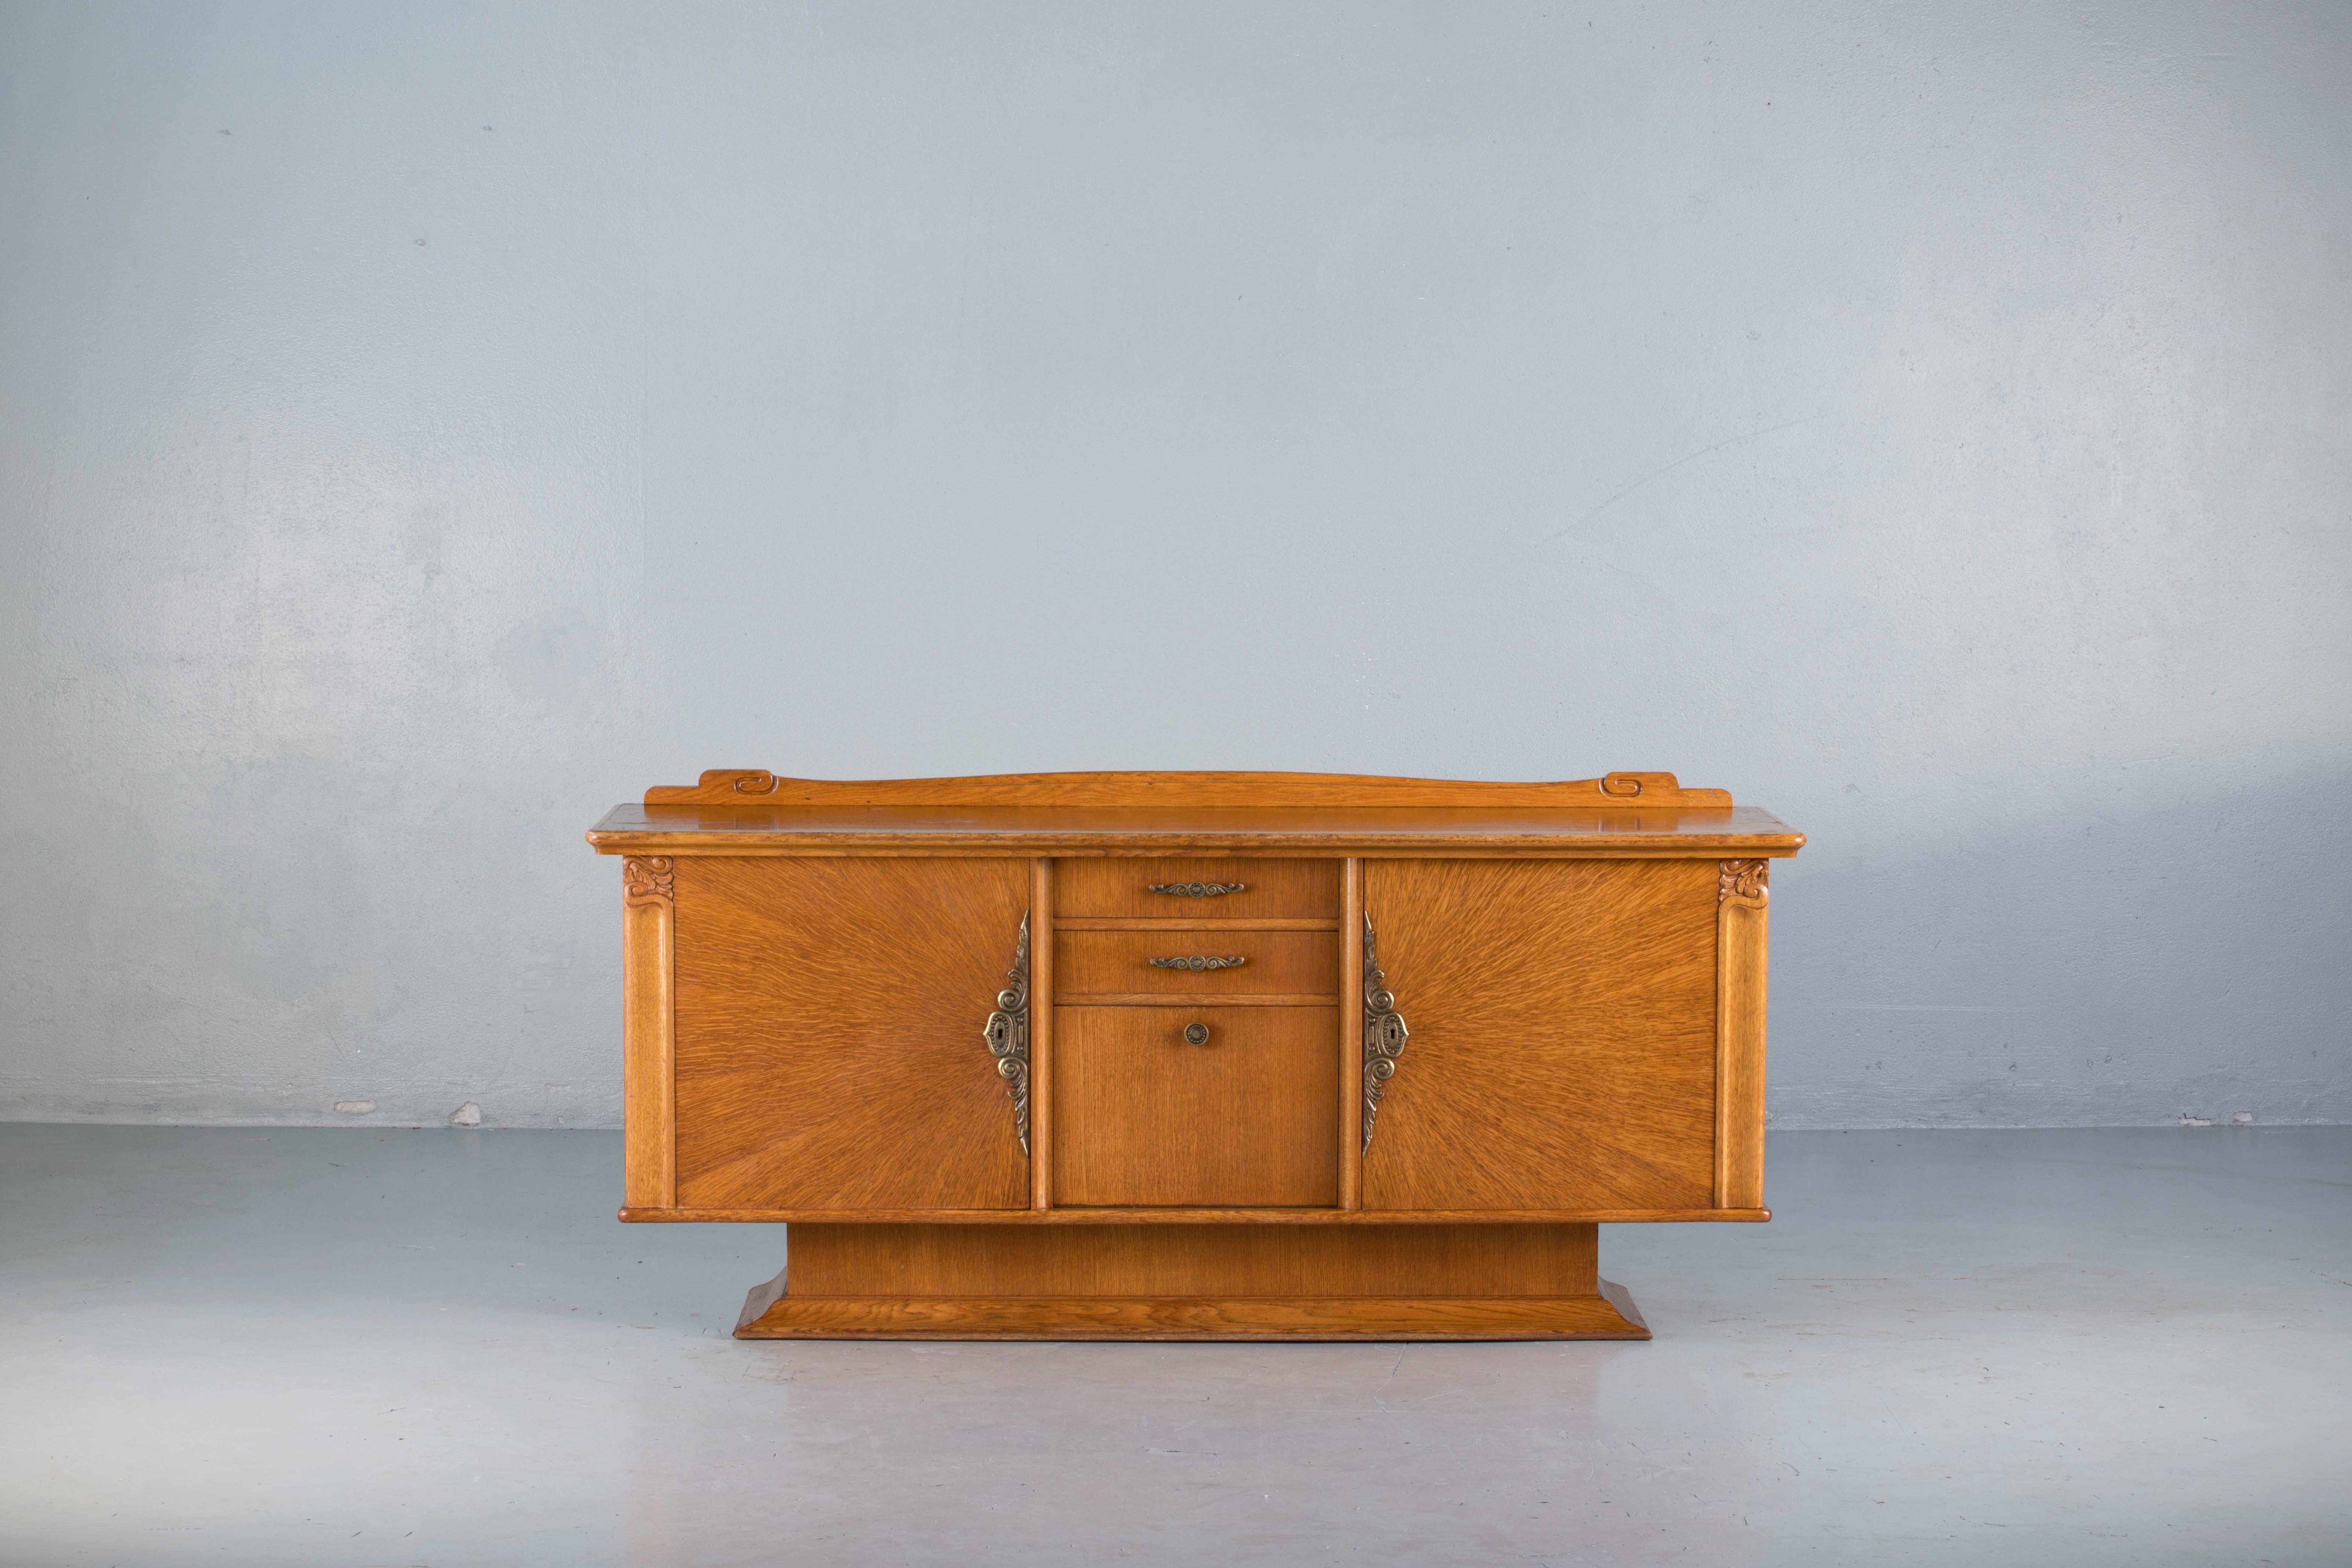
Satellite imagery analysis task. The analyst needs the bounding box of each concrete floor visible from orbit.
[1,1127,2344,1566]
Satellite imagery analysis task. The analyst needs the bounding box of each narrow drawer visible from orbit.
[1051,1005,1340,1207]
[1053,858,1340,921]
[1054,929,1340,1001]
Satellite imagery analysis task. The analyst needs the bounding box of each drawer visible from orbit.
[1054,929,1340,1001]
[1052,858,1340,921]
[1051,1006,1340,1206]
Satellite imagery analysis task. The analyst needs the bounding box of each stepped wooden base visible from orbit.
[736,1285,1649,1341]
[734,1221,1651,1342]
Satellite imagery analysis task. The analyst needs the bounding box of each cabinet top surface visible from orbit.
[585,770,1804,855]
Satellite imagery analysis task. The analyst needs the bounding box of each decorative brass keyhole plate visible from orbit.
[1361,910,1410,1153]
[983,913,1032,1155]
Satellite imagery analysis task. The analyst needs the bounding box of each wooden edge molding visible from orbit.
[621,1206,1771,1224]
[1338,860,1365,1210]
[644,768,1735,810]
[619,857,676,1209]
[1029,858,1053,1211]
[1716,860,1768,1208]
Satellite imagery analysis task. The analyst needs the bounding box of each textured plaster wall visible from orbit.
[3,2,2347,1129]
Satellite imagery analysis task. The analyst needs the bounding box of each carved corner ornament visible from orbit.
[1361,910,1410,1154]
[984,913,1032,1155]
[622,856,675,906]
[1718,860,1769,909]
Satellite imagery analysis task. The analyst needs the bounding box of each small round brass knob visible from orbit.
[1182,1022,1211,1046]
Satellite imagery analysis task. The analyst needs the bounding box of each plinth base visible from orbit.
[733,1222,1650,1342]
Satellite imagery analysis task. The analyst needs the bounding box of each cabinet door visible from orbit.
[672,857,1031,1210]
[1361,859,1718,1212]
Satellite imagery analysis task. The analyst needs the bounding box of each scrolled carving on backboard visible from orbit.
[622,856,675,906]
[983,913,1032,1155]
[1361,910,1411,1154]
[1718,860,1769,908]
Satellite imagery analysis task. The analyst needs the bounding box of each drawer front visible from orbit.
[1054,929,1340,1001]
[1054,858,1340,920]
[1051,1006,1340,1207]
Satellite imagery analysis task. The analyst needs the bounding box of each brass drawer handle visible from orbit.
[1182,1022,1211,1046]
[1148,881,1246,898]
[1149,955,1247,971]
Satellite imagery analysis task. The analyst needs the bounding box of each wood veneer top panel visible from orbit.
[588,802,1803,853]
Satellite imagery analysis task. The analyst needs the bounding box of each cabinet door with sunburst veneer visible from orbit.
[671,857,1032,1211]
[1361,858,1719,1213]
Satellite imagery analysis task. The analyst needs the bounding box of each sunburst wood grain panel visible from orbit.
[1361,858,1719,1212]
[671,857,1030,1210]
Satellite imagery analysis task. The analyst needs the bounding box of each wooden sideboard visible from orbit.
[586,769,1802,1341]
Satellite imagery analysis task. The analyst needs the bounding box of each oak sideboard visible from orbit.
[585,769,1803,1341]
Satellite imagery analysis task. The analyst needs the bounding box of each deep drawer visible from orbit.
[1051,1005,1341,1207]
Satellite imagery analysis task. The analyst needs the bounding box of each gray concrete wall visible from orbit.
[3,2,2346,1129]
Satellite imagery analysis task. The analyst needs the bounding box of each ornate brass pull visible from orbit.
[1148,955,1246,971]
[1148,881,1246,898]
[1182,1022,1211,1046]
